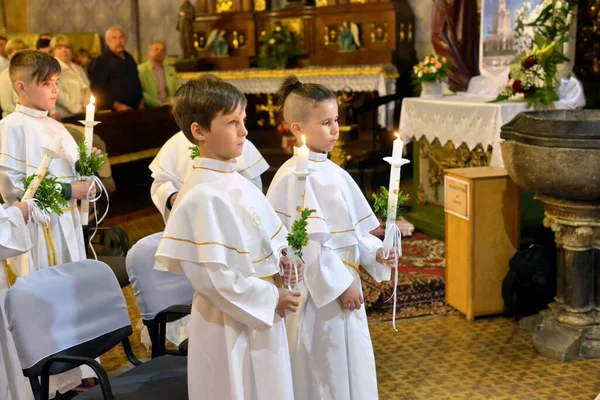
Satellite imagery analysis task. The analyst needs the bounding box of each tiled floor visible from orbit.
[372,315,600,399]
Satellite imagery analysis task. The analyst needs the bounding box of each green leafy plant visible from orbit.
[189,145,200,160]
[256,22,304,70]
[22,172,67,215]
[372,186,410,222]
[77,140,107,176]
[286,208,316,260]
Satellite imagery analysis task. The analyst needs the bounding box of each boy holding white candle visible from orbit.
[0,50,98,273]
[155,76,300,400]
[267,75,397,400]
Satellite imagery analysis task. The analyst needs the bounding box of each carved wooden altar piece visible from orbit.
[192,0,415,71]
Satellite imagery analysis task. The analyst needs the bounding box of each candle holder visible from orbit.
[40,145,61,160]
[78,120,101,132]
[383,156,410,168]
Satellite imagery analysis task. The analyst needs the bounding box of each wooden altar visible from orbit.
[188,0,416,73]
[179,64,398,171]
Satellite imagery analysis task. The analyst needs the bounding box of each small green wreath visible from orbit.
[189,145,200,160]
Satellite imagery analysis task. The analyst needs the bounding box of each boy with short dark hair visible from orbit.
[155,76,299,400]
[0,50,95,272]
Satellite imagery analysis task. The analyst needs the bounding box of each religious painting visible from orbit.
[480,0,543,73]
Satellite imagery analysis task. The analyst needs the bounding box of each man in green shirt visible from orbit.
[138,41,179,107]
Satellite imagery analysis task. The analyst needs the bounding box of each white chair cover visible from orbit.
[126,232,194,347]
[4,260,131,370]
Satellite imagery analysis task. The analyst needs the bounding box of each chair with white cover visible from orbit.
[4,260,187,400]
[126,232,194,358]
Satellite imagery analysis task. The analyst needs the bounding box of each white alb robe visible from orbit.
[150,130,269,221]
[155,157,294,400]
[267,149,390,400]
[148,131,269,347]
[0,204,32,400]
[0,104,86,275]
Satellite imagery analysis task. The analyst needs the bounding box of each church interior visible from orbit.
[1,0,600,399]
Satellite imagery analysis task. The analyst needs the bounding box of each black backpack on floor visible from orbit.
[502,244,556,320]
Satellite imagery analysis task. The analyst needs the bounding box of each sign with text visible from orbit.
[445,176,470,220]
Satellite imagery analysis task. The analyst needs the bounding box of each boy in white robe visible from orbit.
[0,201,31,400]
[267,75,396,400]
[0,50,98,399]
[150,131,269,221]
[155,76,300,400]
[0,50,95,275]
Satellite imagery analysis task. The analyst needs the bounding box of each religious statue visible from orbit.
[339,22,360,52]
[431,0,479,92]
[177,0,196,59]
[207,30,229,58]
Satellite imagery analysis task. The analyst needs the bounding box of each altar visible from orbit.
[179,64,398,128]
[399,96,545,239]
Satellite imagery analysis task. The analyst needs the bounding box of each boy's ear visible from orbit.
[13,80,26,95]
[190,122,208,144]
[289,121,302,136]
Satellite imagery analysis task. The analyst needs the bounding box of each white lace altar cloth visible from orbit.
[179,65,399,128]
[400,95,554,168]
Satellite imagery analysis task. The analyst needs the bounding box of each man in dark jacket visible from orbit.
[90,26,143,111]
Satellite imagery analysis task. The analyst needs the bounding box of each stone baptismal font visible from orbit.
[501,110,600,362]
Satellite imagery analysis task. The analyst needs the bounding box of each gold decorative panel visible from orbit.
[370,22,388,43]
[216,0,233,13]
[254,0,266,11]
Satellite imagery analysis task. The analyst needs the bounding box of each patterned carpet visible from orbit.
[363,232,453,321]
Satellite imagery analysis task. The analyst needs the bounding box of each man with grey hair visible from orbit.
[90,26,143,111]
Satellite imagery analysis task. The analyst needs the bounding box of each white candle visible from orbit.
[296,134,309,173]
[392,131,403,160]
[85,95,95,122]
[386,165,401,222]
[22,135,63,201]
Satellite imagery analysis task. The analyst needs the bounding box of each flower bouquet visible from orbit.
[411,53,450,97]
[493,0,576,107]
[256,22,304,70]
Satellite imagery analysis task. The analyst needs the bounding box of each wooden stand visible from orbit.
[444,167,520,320]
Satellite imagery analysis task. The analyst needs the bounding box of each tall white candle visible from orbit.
[296,134,309,173]
[386,165,401,222]
[392,132,403,160]
[84,96,95,152]
[85,95,95,122]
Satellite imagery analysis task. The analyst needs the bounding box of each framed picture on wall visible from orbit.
[480,0,544,75]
